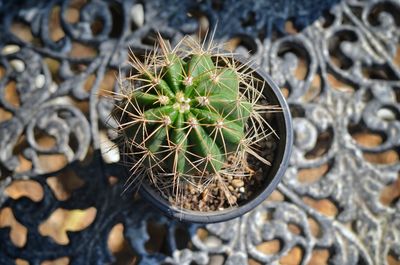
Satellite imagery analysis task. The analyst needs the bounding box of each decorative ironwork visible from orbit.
[0,0,399,264]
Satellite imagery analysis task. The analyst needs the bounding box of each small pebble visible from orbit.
[218,207,224,211]
[35,74,45,88]
[227,195,237,204]
[199,200,204,209]
[255,174,263,182]
[188,184,196,195]
[10,59,25,72]
[1,45,20,55]
[231,179,244,188]
[239,187,245,193]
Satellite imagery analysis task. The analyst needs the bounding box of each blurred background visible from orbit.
[0,0,399,264]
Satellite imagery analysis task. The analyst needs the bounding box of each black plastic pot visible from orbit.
[139,59,293,223]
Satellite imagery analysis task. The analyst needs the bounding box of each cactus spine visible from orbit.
[114,36,274,205]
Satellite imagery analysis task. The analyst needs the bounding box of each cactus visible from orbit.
[113,35,275,206]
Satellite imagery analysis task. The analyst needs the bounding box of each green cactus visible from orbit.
[114,36,273,202]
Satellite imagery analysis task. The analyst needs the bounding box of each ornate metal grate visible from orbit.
[0,0,399,264]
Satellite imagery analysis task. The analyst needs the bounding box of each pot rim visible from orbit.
[139,56,293,223]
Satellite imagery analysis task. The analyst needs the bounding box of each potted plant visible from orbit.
[112,35,292,223]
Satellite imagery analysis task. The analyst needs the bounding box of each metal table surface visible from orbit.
[0,0,399,264]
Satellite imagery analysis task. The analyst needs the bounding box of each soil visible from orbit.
[166,152,274,212]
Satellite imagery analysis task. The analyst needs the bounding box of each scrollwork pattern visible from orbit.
[0,0,399,264]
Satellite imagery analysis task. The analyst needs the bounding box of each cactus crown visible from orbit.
[113,35,275,206]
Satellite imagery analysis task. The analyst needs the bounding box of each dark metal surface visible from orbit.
[0,0,399,264]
